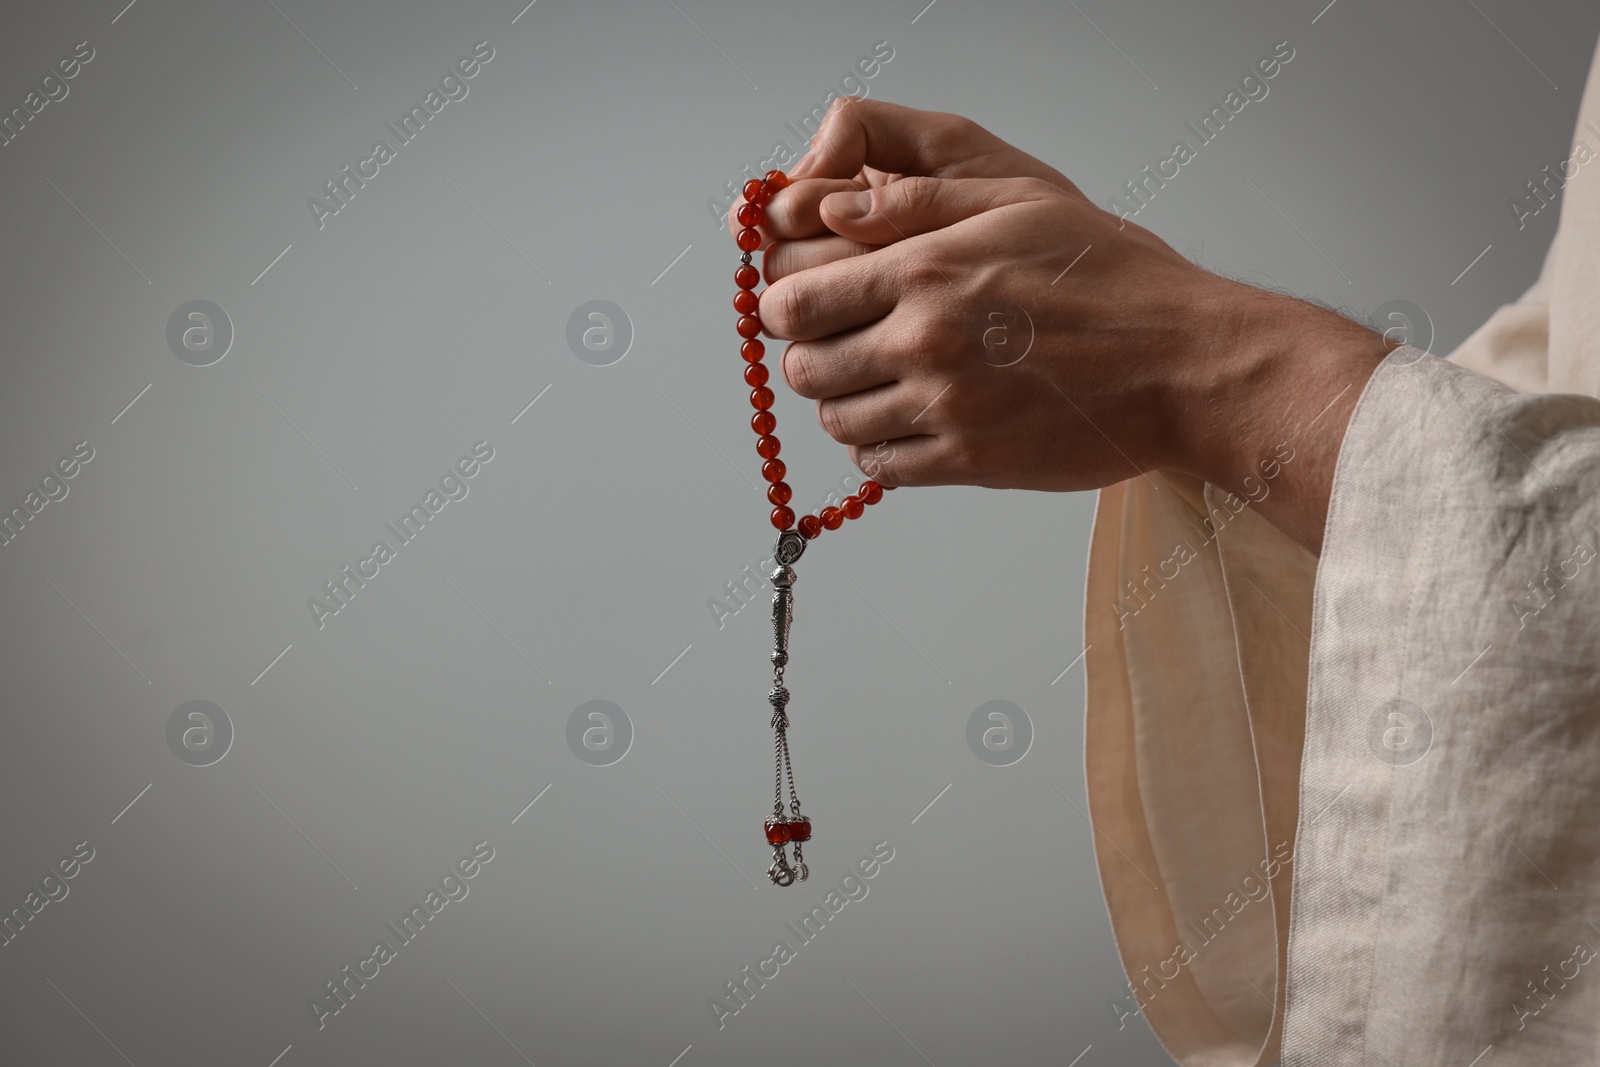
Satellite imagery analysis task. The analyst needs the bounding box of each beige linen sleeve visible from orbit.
[1282,349,1600,1065]
[1080,32,1600,1066]
[1080,267,1555,1067]
[1084,432,1320,1067]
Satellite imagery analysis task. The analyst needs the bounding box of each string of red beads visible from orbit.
[735,169,895,537]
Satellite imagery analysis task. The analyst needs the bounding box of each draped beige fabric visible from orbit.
[1082,38,1600,1067]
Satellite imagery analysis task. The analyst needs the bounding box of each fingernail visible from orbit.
[831,190,871,221]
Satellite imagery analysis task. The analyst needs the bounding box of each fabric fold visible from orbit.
[1284,352,1600,1065]
[1081,34,1600,1066]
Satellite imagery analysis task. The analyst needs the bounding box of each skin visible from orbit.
[728,98,1398,554]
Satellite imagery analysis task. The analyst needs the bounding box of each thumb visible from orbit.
[819,176,1058,245]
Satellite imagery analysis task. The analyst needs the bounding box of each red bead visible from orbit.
[768,481,792,506]
[798,514,823,539]
[736,227,762,252]
[770,505,795,530]
[744,362,768,387]
[736,202,765,227]
[741,339,765,363]
[743,178,767,203]
[756,434,781,459]
[860,481,883,505]
[842,495,864,519]
[764,170,790,191]
[751,410,776,434]
[762,459,786,483]
[764,817,791,845]
[820,506,843,530]
[786,814,810,841]
[735,264,760,290]
[736,314,762,339]
[733,289,759,315]
[750,386,774,410]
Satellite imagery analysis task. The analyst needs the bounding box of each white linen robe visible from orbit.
[1083,35,1600,1067]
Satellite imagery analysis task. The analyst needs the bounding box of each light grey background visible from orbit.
[1,0,1595,1064]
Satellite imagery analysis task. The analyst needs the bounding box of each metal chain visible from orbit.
[773,724,785,817]
[780,728,801,816]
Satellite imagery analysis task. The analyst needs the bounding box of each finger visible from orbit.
[758,250,899,341]
[790,97,1079,191]
[789,98,986,180]
[811,382,905,445]
[725,177,862,247]
[780,321,901,402]
[819,175,1057,246]
[762,234,881,284]
[763,177,866,240]
[813,377,957,446]
[847,435,938,488]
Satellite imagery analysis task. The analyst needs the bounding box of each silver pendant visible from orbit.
[764,531,809,885]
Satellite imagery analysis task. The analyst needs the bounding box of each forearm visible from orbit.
[1161,282,1398,554]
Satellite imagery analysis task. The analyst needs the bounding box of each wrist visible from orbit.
[1162,280,1395,551]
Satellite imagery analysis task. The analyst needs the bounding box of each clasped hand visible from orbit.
[727,98,1393,552]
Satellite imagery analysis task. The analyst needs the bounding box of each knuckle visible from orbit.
[812,95,860,146]
[855,442,895,481]
[921,113,985,157]
[762,191,802,238]
[760,241,794,283]
[938,383,975,423]
[889,309,943,368]
[891,254,939,297]
[937,437,981,482]
[1014,176,1059,202]
[762,280,811,338]
[891,175,941,215]
[817,398,850,442]
[782,343,817,398]
[852,445,890,480]
[884,448,923,487]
